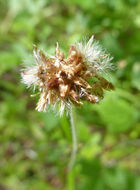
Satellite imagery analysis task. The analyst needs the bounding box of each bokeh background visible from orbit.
[0,0,140,189]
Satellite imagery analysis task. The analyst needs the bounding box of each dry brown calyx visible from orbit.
[21,36,114,115]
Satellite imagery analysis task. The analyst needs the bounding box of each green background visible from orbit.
[0,0,140,189]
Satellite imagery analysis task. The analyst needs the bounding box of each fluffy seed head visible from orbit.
[21,35,114,116]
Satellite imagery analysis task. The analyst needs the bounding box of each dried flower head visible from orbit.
[21,35,114,116]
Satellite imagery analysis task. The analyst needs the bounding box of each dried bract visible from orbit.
[21,36,114,115]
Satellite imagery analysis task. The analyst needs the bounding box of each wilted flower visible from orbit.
[21,35,114,116]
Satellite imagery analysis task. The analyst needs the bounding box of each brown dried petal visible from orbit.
[74,77,92,89]
[99,77,115,90]
[59,84,70,98]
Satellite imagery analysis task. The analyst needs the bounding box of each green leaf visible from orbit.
[95,91,137,133]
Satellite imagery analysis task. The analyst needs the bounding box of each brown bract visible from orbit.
[21,37,114,115]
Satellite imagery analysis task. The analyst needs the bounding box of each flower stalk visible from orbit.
[68,107,77,171]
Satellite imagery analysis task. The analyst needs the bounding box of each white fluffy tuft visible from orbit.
[75,35,113,73]
[21,66,39,88]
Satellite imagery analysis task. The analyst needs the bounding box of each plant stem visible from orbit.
[68,107,77,171]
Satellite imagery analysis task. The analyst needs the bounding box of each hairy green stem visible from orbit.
[68,107,77,171]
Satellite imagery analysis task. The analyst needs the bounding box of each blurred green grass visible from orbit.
[0,0,140,189]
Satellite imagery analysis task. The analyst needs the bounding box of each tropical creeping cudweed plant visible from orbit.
[21,35,114,170]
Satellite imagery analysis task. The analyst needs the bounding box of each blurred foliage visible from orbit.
[0,0,140,189]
